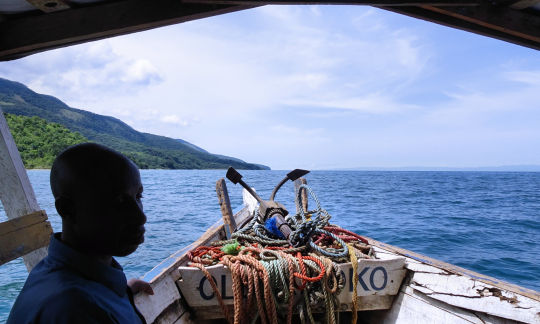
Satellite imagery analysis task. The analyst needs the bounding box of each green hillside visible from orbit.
[4,113,87,168]
[0,78,269,170]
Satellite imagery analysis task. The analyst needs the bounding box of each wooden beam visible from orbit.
[422,4,540,43]
[183,0,482,5]
[0,210,52,266]
[0,110,49,270]
[381,5,540,51]
[26,0,70,13]
[216,178,236,239]
[0,0,255,61]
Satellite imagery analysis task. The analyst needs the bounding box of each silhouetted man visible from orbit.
[8,143,152,324]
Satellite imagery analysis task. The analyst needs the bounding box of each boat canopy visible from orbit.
[0,0,539,61]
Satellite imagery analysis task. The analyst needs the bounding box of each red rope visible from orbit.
[324,226,369,244]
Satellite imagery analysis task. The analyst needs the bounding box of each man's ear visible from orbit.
[55,196,76,223]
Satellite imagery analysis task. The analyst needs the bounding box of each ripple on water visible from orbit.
[1,170,539,321]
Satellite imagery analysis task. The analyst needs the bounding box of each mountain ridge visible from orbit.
[0,78,269,170]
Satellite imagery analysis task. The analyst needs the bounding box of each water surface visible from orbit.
[1,170,539,322]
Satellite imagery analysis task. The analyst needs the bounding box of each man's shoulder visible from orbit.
[22,258,92,294]
[8,263,108,324]
[8,283,113,324]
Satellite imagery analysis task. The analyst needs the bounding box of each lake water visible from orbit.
[1,170,539,322]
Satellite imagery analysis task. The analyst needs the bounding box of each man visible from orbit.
[8,143,153,324]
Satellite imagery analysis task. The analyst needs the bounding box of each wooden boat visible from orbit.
[1,1,540,323]
[130,170,540,324]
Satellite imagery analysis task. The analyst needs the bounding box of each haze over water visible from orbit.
[1,169,539,322]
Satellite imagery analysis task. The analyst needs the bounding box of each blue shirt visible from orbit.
[7,233,145,324]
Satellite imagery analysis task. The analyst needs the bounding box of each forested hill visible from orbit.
[4,113,87,168]
[0,78,269,170]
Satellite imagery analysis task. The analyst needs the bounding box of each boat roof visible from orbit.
[0,0,539,61]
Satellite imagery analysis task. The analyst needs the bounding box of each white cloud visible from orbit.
[0,42,163,110]
[121,59,162,84]
[160,114,189,126]
[1,5,538,169]
[284,92,420,114]
[504,70,540,86]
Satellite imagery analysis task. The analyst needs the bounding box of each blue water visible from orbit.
[1,170,539,322]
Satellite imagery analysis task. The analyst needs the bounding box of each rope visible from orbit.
[348,244,358,324]
[185,184,374,323]
[189,262,233,324]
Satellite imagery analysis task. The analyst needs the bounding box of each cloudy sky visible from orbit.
[1,5,539,170]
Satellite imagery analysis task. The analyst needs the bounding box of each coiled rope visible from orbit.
[187,184,371,324]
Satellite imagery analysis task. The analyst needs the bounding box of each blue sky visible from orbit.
[1,6,539,170]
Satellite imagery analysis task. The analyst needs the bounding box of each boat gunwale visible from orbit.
[133,187,540,323]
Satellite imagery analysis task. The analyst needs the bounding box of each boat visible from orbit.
[1,1,539,323]
[127,168,540,323]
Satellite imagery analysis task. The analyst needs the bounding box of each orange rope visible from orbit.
[222,253,279,324]
[189,262,232,324]
[188,226,370,323]
[234,254,278,324]
[221,256,245,324]
[293,252,326,283]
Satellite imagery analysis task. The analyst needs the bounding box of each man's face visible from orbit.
[73,161,146,257]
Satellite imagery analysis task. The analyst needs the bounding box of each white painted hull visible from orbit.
[134,194,540,324]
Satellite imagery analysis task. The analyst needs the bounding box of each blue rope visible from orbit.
[290,184,349,258]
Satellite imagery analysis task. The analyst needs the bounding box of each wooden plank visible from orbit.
[367,285,520,324]
[184,0,482,5]
[409,271,540,323]
[0,0,255,61]
[216,178,236,239]
[0,210,52,265]
[176,257,406,308]
[368,238,540,302]
[371,243,540,323]
[510,0,540,10]
[380,5,540,51]
[294,177,308,214]
[0,110,48,271]
[421,4,540,43]
[135,274,183,324]
[0,210,47,236]
[184,295,395,321]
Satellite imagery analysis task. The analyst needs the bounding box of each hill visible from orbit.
[4,113,88,168]
[0,78,269,170]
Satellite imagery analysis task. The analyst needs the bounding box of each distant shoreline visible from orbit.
[26,167,540,172]
[326,166,540,172]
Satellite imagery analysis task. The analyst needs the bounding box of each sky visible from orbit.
[0,5,539,170]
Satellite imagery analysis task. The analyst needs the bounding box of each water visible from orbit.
[1,170,539,321]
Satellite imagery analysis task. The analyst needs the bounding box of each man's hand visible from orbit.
[127,278,154,295]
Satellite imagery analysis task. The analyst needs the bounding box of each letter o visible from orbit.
[369,267,388,291]
[199,275,217,300]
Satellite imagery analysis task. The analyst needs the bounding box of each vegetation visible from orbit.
[0,78,269,170]
[4,113,87,168]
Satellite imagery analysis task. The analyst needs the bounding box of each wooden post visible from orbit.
[216,178,236,239]
[294,177,308,213]
[0,110,50,271]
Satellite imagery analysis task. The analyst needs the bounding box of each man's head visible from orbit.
[50,143,146,258]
